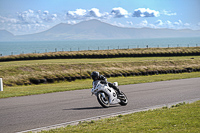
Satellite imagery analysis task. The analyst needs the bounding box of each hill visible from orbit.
[0,30,15,41]
[1,19,200,41]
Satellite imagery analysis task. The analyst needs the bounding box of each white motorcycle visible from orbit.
[91,81,128,108]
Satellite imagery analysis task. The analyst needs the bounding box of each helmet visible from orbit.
[91,71,99,81]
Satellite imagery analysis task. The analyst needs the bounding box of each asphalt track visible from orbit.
[0,78,200,133]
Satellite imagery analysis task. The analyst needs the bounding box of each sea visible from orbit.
[0,37,200,57]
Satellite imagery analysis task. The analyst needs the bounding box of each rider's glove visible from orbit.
[100,80,107,84]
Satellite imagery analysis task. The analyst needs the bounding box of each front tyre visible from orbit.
[97,92,110,108]
[119,91,128,106]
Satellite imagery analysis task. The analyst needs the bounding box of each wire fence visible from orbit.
[0,43,199,57]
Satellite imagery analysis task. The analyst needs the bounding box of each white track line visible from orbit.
[17,98,200,133]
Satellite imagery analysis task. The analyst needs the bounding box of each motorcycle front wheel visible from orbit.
[97,92,110,108]
[119,91,128,106]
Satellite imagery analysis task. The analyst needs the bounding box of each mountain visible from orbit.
[0,30,15,41]
[1,19,200,41]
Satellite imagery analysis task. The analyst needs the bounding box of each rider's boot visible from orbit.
[116,88,125,99]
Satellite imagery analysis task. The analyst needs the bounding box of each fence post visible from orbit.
[0,78,3,91]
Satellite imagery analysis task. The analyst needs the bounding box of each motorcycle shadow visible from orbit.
[63,105,119,110]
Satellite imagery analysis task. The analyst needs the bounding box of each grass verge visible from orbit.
[1,72,200,99]
[1,47,200,62]
[1,56,200,86]
[40,100,200,133]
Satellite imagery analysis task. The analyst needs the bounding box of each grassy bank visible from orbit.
[40,100,200,133]
[1,56,200,86]
[1,72,200,98]
[0,47,200,62]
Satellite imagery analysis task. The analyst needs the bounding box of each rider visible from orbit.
[91,71,123,97]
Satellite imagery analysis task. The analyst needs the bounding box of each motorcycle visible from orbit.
[91,81,128,108]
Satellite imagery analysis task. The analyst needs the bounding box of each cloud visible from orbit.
[67,20,77,24]
[66,8,111,20]
[0,9,58,35]
[1,7,197,35]
[174,20,182,26]
[140,20,148,27]
[166,20,172,25]
[88,8,110,19]
[129,19,192,30]
[41,13,57,22]
[173,20,191,29]
[1,22,50,35]
[133,20,149,28]
[153,19,192,29]
[66,8,110,19]
[153,20,174,29]
[111,7,129,18]
[41,12,58,23]
[0,15,18,24]
[17,9,58,24]
[88,8,102,17]
[133,8,160,17]
[18,10,40,24]
[66,9,87,19]
[184,23,190,27]
[161,10,177,16]
[126,21,133,26]
[155,20,164,26]
[112,21,125,27]
[43,11,49,15]
[66,7,165,20]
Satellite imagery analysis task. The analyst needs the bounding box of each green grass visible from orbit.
[40,100,200,133]
[1,56,200,86]
[1,56,199,66]
[1,72,200,99]
[1,47,200,62]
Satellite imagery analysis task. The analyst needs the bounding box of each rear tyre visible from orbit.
[119,91,128,106]
[97,92,110,108]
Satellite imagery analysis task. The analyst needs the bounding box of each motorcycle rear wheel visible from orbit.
[119,91,128,106]
[97,92,110,108]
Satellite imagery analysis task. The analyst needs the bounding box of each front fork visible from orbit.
[100,92,106,99]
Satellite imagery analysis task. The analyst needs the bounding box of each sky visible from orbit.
[0,0,200,35]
